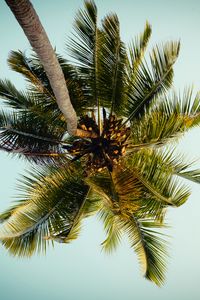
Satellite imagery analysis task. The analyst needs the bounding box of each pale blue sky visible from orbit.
[0,1,200,299]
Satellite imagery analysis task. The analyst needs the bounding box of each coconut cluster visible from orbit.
[67,112,130,172]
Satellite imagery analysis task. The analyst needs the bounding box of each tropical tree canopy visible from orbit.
[1,0,200,286]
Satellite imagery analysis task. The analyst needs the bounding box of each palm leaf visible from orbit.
[126,147,200,201]
[81,191,102,217]
[0,76,59,127]
[121,217,168,286]
[127,22,152,73]
[68,0,99,112]
[177,169,200,184]
[87,168,169,285]
[125,149,190,207]
[0,165,89,256]
[90,167,169,285]
[0,109,69,164]
[125,41,180,120]
[87,166,168,221]
[0,79,36,110]
[97,13,127,115]
[0,79,68,138]
[133,147,200,185]
[156,87,200,116]
[130,88,200,149]
[99,207,122,253]
[125,22,152,103]
[48,188,102,243]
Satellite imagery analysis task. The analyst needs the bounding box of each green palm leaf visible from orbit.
[0,79,36,110]
[90,169,168,285]
[68,0,99,111]
[177,169,200,184]
[130,89,200,149]
[99,207,122,253]
[0,166,90,256]
[125,22,152,108]
[125,149,190,207]
[121,217,168,286]
[86,167,169,284]
[98,13,127,115]
[132,147,200,184]
[87,166,168,221]
[0,109,69,164]
[0,78,68,135]
[127,22,152,73]
[125,41,180,120]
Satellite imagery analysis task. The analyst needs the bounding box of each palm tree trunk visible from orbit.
[5,0,78,135]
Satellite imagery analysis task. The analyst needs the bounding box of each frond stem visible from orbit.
[3,127,64,144]
[137,173,174,205]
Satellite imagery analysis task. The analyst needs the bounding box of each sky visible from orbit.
[0,0,200,299]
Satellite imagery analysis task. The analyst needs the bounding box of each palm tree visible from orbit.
[1,0,200,286]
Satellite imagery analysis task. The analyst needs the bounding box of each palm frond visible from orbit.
[89,169,168,284]
[99,207,122,253]
[0,207,14,223]
[121,217,168,286]
[0,81,66,146]
[136,172,189,207]
[86,171,115,207]
[126,147,200,207]
[132,147,200,185]
[0,165,89,256]
[0,79,69,135]
[50,188,102,244]
[0,77,60,129]
[177,169,200,184]
[0,109,69,164]
[125,149,191,207]
[98,194,168,285]
[68,0,99,111]
[0,79,35,109]
[98,13,127,115]
[127,22,152,73]
[81,191,102,217]
[156,87,200,115]
[87,166,168,221]
[125,41,180,120]
[137,148,191,173]
[130,88,200,149]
